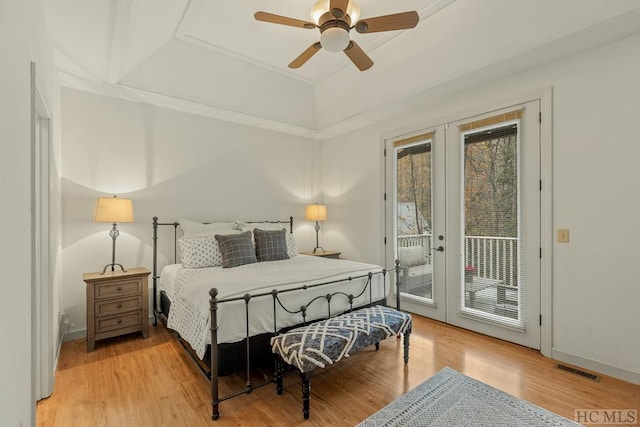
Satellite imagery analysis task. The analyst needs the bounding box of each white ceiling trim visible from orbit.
[58,69,323,139]
[176,33,314,85]
[174,0,315,84]
[106,0,132,84]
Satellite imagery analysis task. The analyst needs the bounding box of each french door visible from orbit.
[386,101,541,349]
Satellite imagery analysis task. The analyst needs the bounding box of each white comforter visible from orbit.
[165,255,386,359]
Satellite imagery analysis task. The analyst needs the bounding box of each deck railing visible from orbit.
[398,234,518,287]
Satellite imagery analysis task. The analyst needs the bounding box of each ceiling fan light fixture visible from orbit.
[320,27,350,52]
[311,0,360,25]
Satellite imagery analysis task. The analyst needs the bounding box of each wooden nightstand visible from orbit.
[301,250,341,259]
[83,267,151,352]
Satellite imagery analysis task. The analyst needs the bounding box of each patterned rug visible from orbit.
[357,367,581,426]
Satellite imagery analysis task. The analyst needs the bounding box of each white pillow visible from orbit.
[236,221,298,257]
[285,232,298,258]
[235,221,289,232]
[178,229,240,268]
[179,219,236,236]
[398,246,426,267]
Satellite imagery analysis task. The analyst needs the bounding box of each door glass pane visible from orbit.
[462,123,521,323]
[396,140,433,301]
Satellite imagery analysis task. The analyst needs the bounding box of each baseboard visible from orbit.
[552,348,640,385]
[64,329,86,342]
[62,315,156,343]
[57,319,66,355]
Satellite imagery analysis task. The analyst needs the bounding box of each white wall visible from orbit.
[0,0,59,426]
[321,33,640,383]
[60,88,320,335]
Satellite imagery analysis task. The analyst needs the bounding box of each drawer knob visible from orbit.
[117,319,122,324]
[116,286,122,291]
[117,304,123,309]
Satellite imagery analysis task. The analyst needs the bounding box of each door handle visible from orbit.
[432,246,444,252]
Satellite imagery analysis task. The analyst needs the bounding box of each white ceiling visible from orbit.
[44,0,640,139]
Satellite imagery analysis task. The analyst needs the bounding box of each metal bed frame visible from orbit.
[151,217,404,421]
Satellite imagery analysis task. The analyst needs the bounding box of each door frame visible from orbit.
[31,62,54,401]
[383,88,552,356]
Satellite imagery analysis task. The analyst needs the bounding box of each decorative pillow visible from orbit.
[285,232,298,258]
[215,231,258,268]
[254,228,289,262]
[179,219,236,236]
[236,221,298,257]
[398,246,426,267]
[178,230,240,268]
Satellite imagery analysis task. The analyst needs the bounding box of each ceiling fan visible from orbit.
[255,0,419,71]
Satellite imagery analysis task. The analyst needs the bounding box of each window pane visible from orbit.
[462,123,520,321]
[396,140,433,301]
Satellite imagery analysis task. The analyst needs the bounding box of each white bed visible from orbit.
[159,255,387,359]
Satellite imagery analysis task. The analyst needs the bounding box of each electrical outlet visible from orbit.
[557,229,570,243]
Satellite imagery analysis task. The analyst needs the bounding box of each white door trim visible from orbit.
[31,62,54,402]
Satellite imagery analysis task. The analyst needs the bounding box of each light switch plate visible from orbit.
[557,229,570,243]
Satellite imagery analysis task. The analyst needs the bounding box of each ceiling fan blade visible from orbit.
[343,41,373,71]
[289,42,322,69]
[330,0,350,18]
[355,11,419,34]
[254,12,316,29]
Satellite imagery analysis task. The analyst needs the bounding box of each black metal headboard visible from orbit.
[151,216,294,325]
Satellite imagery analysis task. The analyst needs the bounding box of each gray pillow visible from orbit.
[254,228,289,262]
[215,231,258,268]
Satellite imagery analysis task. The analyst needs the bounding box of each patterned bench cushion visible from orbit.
[271,305,412,373]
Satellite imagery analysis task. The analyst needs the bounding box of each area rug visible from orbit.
[357,367,581,426]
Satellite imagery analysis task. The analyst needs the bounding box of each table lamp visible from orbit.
[305,203,327,254]
[94,195,133,274]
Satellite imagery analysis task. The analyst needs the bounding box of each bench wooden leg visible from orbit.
[403,328,411,365]
[275,356,284,395]
[301,371,313,419]
[375,342,380,351]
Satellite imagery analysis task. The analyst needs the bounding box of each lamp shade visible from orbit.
[94,196,134,223]
[305,204,327,222]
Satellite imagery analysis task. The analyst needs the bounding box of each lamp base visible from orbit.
[312,247,325,254]
[100,263,127,275]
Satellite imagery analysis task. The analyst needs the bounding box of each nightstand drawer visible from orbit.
[95,279,141,300]
[95,311,142,334]
[95,296,142,317]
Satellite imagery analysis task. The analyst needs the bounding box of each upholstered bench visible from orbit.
[270,305,412,419]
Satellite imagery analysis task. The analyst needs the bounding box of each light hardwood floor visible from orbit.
[37,315,639,426]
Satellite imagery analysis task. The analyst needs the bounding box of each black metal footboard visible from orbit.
[208,264,403,420]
